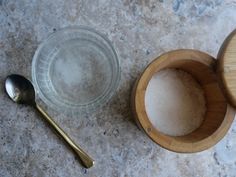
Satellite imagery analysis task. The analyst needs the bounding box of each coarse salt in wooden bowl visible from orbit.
[131,30,236,153]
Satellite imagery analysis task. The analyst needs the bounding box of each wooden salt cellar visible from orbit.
[131,29,236,153]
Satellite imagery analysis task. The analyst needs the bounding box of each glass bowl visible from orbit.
[32,26,120,115]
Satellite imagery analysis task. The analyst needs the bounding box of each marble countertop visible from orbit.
[0,0,236,176]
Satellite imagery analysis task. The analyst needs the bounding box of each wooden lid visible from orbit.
[217,29,236,108]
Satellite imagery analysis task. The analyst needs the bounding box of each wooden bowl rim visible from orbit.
[133,49,235,153]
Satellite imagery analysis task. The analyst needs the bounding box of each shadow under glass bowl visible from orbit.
[32,26,120,115]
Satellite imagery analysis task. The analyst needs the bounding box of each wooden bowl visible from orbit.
[131,49,235,153]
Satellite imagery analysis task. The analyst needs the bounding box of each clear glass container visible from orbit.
[32,26,120,115]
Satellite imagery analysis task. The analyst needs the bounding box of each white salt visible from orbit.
[145,69,206,136]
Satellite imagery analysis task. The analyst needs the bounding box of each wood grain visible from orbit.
[131,49,235,153]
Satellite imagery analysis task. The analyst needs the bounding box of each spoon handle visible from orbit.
[35,104,94,168]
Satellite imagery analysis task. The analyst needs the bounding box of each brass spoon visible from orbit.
[5,74,94,168]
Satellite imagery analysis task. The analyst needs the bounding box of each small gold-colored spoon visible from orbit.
[5,74,94,168]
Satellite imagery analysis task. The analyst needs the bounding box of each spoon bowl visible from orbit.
[5,74,35,105]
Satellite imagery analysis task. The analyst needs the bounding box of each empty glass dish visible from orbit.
[32,26,120,115]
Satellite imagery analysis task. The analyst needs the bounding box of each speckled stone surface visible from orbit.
[0,0,236,177]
